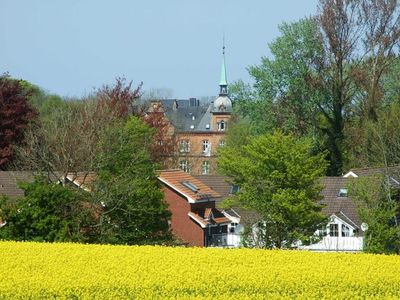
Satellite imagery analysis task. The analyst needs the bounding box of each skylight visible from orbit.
[182,181,199,193]
[338,188,348,197]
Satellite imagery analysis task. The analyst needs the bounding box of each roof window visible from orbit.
[182,181,199,193]
[230,185,240,194]
[338,188,348,197]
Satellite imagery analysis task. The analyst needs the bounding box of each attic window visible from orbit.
[338,188,348,197]
[182,181,199,193]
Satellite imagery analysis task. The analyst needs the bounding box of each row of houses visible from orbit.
[1,166,398,251]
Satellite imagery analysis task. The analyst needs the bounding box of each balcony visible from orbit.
[207,233,241,248]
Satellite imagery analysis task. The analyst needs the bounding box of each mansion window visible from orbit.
[329,224,339,237]
[179,139,190,153]
[202,161,210,175]
[218,120,226,131]
[202,140,210,153]
[341,224,351,237]
[179,160,190,173]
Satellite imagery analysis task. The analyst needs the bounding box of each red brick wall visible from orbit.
[162,185,205,247]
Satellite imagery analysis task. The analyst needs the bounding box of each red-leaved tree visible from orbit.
[0,74,37,169]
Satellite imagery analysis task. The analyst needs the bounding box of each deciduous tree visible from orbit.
[0,74,37,169]
[93,117,171,245]
[218,131,328,249]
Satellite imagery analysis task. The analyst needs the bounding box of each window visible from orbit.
[218,120,226,131]
[329,224,339,237]
[179,160,190,173]
[202,161,210,175]
[202,140,210,153]
[341,224,351,237]
[179,139,190,153]
[229,223,238,233]
[230,185,240,194]
[319,226,327,237]
[181,181,198,192]
[219,140,225,147]
[338,188,348,197]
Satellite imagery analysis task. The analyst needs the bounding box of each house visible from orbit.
[197,174,368,251]
[147,48,232,175]
[158,170,241,247]
[299,177,364,252]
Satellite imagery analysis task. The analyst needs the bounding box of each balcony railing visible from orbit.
[208,233,241,248]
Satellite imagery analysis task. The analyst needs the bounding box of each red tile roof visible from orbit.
[158,170,220,202]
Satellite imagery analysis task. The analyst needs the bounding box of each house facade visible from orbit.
[158,170,241,247]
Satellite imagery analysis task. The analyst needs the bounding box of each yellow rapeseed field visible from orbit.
[1,241,400,299]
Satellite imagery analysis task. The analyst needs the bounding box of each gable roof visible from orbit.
[158,170,220,203]
[320,177,361,227]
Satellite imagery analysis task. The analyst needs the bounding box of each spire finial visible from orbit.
[222,34,225,55]
[219,35,228,92]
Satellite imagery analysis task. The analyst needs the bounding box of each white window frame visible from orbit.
[218,120,226,131]
[179,139,190,153]
[329,224,339,237]
[341,224,351,237]
[202,140,210,153]
[179,160,190,173]
[202,161,210,175]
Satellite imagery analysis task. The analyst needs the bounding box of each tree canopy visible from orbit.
[93,117,171,245]
[0,74,37,169]
[218,131,328,248]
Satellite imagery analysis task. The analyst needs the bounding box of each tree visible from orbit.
[235,1,400,175]
[93,117,171,245]
[15,77,143,180]
[351,102,400,167]
[0,74,37,169]
[141,105,176,168]
[0,176,97,242]
[350,174,400,254]
[218,131,328,249]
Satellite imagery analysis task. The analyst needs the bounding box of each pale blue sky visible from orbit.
[1,1,318,99]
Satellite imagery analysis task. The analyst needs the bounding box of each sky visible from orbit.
[1,1,318,99]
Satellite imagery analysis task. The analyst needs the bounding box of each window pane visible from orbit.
[329,224,338,237]
[202,161,210,175]
[341,224,350,237]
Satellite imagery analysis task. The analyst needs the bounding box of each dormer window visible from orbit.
[338,188,348,197]
[218,120,226,131]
